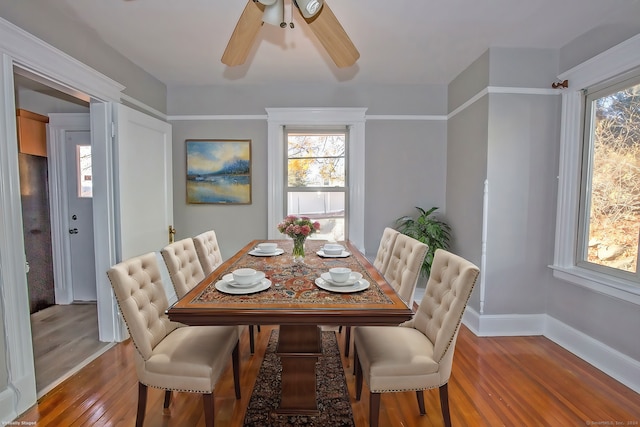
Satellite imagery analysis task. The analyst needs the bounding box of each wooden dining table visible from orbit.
[167,239,413,415]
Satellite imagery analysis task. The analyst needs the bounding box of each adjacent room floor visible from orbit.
[30,302,113,397]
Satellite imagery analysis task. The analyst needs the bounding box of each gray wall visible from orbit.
[448,39,640,366]
[15,81,90,114]
[364,120,446,256]
[168,83,446,116]
[485,93,560,315]
[446,51,490,313]
[168,84,448,261]
[0,1,166,113]
[483,49,561,316]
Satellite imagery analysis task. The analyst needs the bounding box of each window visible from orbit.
[77,145,92,198]
[578,73,640,277]
[285,129,347,241]
[265,108,367,250]
[553,34,640,305]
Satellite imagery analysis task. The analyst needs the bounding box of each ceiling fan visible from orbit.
[221,0,359,68]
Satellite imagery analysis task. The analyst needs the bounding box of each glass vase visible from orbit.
[292,236,307,263]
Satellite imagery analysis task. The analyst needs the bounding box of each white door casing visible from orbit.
[0,17,124,420]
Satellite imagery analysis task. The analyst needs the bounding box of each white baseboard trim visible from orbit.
[461,307,640,393]
[0,388,17,424]
[462,306,545,336]
[544,315,640,394]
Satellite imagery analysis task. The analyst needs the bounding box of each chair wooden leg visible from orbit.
[369,392,381,427]
[232,342,241,399]
[344,326,352,357]
[203,393,214,427]
[355,352,363,400]
[352,344,358,375]
[416,390,425,414]
[439,383,452,427]
[249,325,255,354]
[136,382,148,427]
[163,390,172,409]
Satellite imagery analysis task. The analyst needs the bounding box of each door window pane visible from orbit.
[77,145,92,198]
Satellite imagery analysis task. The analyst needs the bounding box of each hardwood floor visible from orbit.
[15,324,640,426]
[30,303,112,397]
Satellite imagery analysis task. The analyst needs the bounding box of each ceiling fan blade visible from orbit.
[221,0,265,67]
[299,2,359,68]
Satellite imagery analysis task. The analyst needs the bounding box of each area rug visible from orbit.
[243,330,355,427]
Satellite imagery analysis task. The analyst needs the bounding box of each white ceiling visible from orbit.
[48,0,640,87]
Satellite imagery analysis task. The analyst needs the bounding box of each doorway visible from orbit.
[14,73,109,396]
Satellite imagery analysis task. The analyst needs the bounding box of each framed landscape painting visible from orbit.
[186,139,252,204]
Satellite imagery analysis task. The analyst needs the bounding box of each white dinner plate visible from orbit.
[215,278,271,294]
[320,272,363,286]
[248,248,285,257]
[316,250,351,258]
[222,271,266,288]
[314,278,370,293]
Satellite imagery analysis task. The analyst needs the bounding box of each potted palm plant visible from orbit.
[395,206,451,277]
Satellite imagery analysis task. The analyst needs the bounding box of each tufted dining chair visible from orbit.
[344,233,427,357]
[372,227,400,276]
[193,230,261,352]
[193,230,224,275]
[382,233,428,306]
[161,237,205,299]
[106,252,241,427]
[352,249,479,427]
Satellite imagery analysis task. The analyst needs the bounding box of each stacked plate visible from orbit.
[315,271,370,293]
[249,242,284,256]
[316,243,351,258]
[215,270,271,294]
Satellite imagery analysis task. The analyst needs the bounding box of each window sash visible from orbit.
[552,34,640,305]
[284,128,348,241]
[576,71,640,281]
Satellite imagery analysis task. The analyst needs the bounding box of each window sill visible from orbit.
[550,265,640,306]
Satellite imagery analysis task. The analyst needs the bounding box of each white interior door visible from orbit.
[64,131,97,301]
[114,104,175,300]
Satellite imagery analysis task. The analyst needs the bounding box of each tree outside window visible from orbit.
[582,80,640,274]
[286,131,347,242]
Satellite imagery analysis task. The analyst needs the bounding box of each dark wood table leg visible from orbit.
[274,324,322,415]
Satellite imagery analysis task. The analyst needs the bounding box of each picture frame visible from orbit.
[186,139,252,204]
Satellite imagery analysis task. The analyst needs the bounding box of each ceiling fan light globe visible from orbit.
[305,0,322,15]
[297,0,323,18]
[255,0,277,5]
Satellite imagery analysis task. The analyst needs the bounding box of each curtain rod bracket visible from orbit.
[552,79,568,89]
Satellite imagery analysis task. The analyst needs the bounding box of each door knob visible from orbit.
[69,228,78,234]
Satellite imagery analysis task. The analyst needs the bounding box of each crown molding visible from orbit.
[0,17,124,102]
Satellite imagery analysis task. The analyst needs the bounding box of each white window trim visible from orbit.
[266,107,367,252]
[552,33,640,306]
